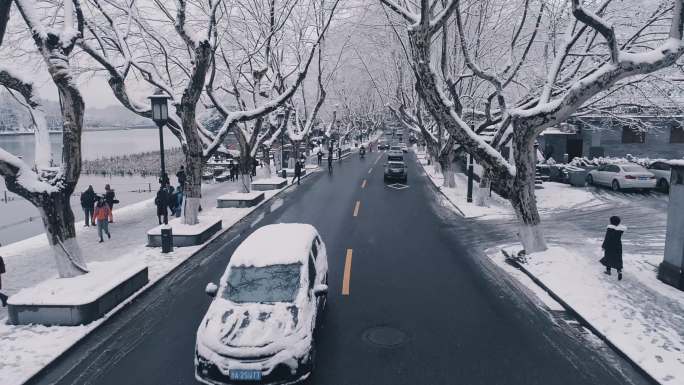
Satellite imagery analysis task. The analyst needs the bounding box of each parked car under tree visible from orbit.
[586,163,657,191]
[647,161,673,192]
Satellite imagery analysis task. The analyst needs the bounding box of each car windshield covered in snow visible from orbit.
[223,263,302,303]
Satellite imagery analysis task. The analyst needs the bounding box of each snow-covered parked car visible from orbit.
[195,224,328,385]
[646,161,672,192]
[586,163,656,191]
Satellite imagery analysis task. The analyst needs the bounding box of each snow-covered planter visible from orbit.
[251,177,288,191]
[7,259,149,326]
[217,191,265,208]
[147,216,223,247]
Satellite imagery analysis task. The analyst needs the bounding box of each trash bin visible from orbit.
[281,169,287,179]
[566,166,588,187]
[161,227,173,253]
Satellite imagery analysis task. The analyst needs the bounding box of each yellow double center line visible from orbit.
[342,249,353,296]
[343,170,374,295]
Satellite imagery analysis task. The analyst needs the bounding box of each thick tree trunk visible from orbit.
[441,150,456,188]
[510,130,547,253]
[48,50,88,277]
[182,146,202,225]
[262,146,272,178]
[476,175,491,207]
[177,41,212,225]
[39,193,88,277]
[239,145,252,193]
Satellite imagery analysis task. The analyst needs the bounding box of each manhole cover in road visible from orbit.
[386,183,409,190]
[362,326,407,348]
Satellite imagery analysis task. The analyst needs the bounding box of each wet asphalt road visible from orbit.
[29,151,649,385]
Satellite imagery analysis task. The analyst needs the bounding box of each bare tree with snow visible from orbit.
[0,0,88,277]
[381,0,684,252]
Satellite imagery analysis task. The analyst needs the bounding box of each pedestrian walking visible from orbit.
[0,255,7,307]
[176,166,186,189]
[327,152,333,173]
[317,151,323,165]
[155,186,169,225]
[337,147,342,161]
[104,184,117,223]
[174,185,184,217]
[80,185,96,227]
[292,159,302,185]
[230,161,238,182]
[93,198,112,243]
[251,158,258,177]
[600,216,626,280]
[167,186,178,216]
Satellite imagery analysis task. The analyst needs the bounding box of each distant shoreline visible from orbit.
[0,126,157,136]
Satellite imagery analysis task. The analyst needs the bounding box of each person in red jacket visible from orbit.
[93,198,112,243]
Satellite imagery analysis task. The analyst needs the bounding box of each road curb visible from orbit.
[413,151,467,217]
[501,249,661,385]
[21,170,320,385]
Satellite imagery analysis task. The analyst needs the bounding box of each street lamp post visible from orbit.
[463,97,476,203]
[148,89,171,186]
[276,109,286,175]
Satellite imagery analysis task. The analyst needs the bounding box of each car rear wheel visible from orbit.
[658,178,670,193]
[612,180,621,192]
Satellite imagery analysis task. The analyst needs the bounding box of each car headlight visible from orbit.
[196,351,217,377]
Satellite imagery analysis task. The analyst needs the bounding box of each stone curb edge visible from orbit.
[501,249,661,385]
[21,170,319,385]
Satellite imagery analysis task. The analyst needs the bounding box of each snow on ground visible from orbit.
[416,147,683,383]
[147,215,222,236]
[415,148,617,218]
[0,166,317,385]
[488,245,684,384]
[8,258,146,306]
[415,151,512,219]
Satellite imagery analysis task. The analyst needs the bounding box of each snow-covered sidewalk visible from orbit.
[414,148,684,384]
[490,246,684,384]
[415,149,599,219]
[0,167,317,385]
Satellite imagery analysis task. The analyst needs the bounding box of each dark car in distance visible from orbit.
[384,160,407,183]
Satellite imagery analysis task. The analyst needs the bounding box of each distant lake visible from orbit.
[0,128,179,164]
[0,128,181,245]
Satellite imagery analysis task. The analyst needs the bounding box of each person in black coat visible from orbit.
[0,255,7,307]
[155,186,170,225]
[80,185,96,227]
[327,151,333,173]
[600,216,626,280]
[292,159,302,185]
[104,184,117,223]
[176,166,186,189]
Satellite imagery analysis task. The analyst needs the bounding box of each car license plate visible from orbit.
[638,176,649,180]
[229,369,262,381]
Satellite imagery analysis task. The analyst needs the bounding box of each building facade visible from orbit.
[539,115,684,163]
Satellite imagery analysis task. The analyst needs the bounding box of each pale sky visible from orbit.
[37,73,140,109]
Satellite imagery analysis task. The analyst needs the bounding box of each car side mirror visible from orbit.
[205,282,218,297]
[314,284,328,296]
